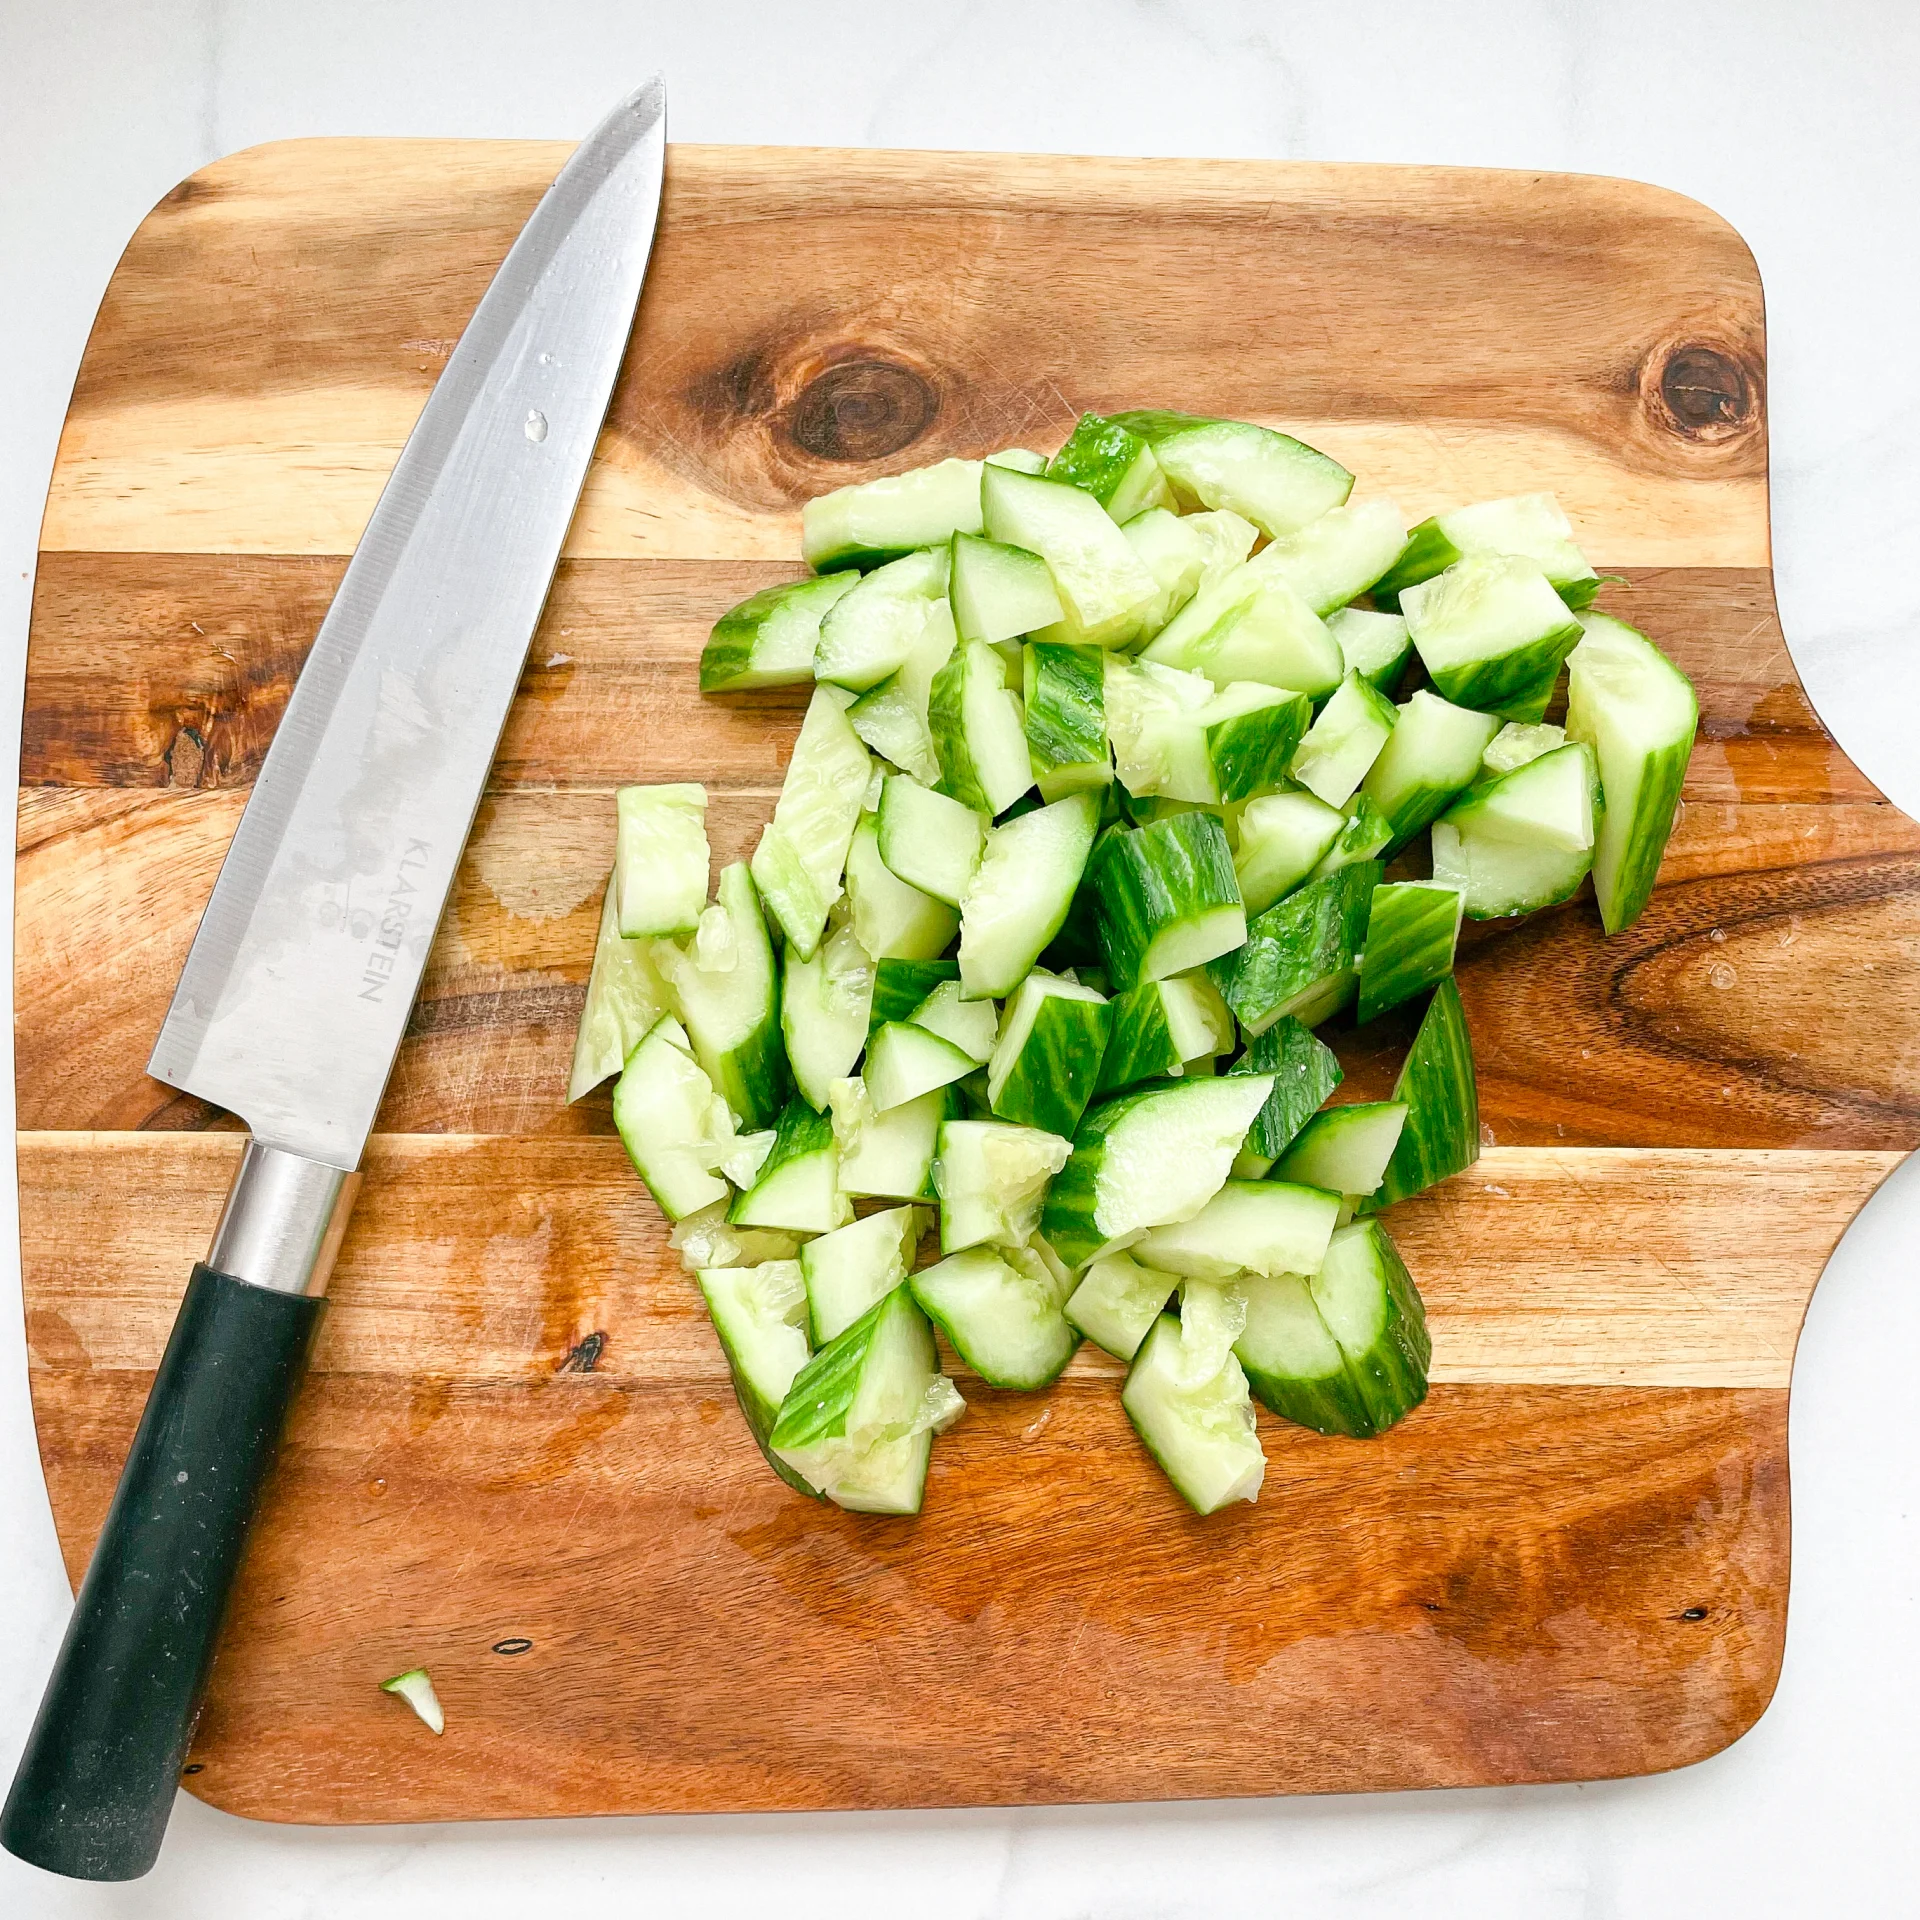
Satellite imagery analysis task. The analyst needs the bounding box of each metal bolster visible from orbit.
[207,1140,362,1298]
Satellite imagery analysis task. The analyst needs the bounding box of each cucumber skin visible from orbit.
[698,1271,823,1497]
[1308,793,1393,880]
[1024,642,1111,798]
[1356,881,1464,1024]
[1089,811,1243,991]
[1367,977,1479,1211]
[1370,518,1459,607]
[1227,1016,1343,1161]
[1097,980,1185,1095]
[700,573,855,691]
[1323,1219,1432,1433]
[990,992,1112,1138]
[767,1288,910,1451]
[1207,691,1312,805]
[869,958,960,1031]
[1208,860,1381,1037]
[1598,728,1690,933]
[728,1096,836,1226]
[1239,1349,1379,1438]
[1047,413,1154,511]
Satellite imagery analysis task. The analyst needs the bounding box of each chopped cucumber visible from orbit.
[751,686,872,961]
[1231,788,1345,917]
[1023,641,1112,801]
[908,979,999,1063]
[1272,1101,1408,1198]
[813,547,949,693]
[982,463,1161,647]
[614,783,709,939]
[1120,505,1256,634]
[988,448,1049,475]
[1227,1015,1344,1170]
[845,814,959,959]
[988,971,1111,1136]
[933,1118,1072,1254]
[1140,563,1343,697]
[699,1260,819,1492]
[1368,977,1479,1210]
[847,597,958,786]
[958,790,1101,999]
[801,1205,925,1344]
[1326,605,1413,695]
[1104,658,1215,801]
[1208,859,1379,1037]
[803,457,985,573]
[568,871,671,1102]
[770,1288,956,1513]
[1108,410,1353,536]
[1042,1072,1274,1266]
[381,1668,445,1735]
[1482,719,1567,774]
[1065,1251,1179,1361]
[911,1244,1080,1390]
[1046,412,1175,523]
[1433,741,1599,917]
[1096,971,1234,1095]
[1232,1271,1377,1439]
[670,1199,804,1276]
[1201,682,1313,805]
[829,1078,949,1200]
[869,956,960,1029]
[729,1095,849,1233]
[1431,821,1591,920]
[1174,1277,1250,1386]
[930,637,1033,815]
[950,530,1064,645]
[876,774,986,907]
[1566,611,1698,933]
[1359,688,1502,852]
[1374,491,1597,609]
[1121,1314,1266,1515]
[1250,497,1409,615]
[1304,1219,1431,1432]
[1134,1179,1340,1280]
[1089,809,1246,990]
[1307,792,1393,879]
[1356,881,1463,1024]
[782,923,873,1111]
[865,1019,976,1112]
[1288,670,1398,808]
[612,1016,734,1221]
[701,572,857,691]
[1402,554,1583,722]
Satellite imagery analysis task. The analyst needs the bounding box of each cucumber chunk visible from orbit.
[1065,1251,1180,1361]
[1433,741,1599,917]
[1307,792,1393,880]
[1097,971,1235,1094]
[803,457,985,573]
[1140,563,1343,698]
[876,774,986,907]
[869,957,959,1029]
[1288,670,1398,808]
[1481,719,1567,774]
[865,1020,976,1112]
[988,971,1111,1136]
[782,923,874,1111]
[911,1244,1080,1390]
[1134,1178,1340,1280]
[988,447,1049,474]
[751,686,872,961]
[1272,1101,1408,1198]
[1122,1314,1266,1515]
[801,1204,926,1344]
[670,1199,804,1276]
[1208,859,1379,1037]
[813,547,949,693]
[1326,605,1413,695]
[1402,554,1583,722]
[614,783,709,939]
[1231,788,1345,917]
[1566,611,1699,933]
[933,1118,1073,1254]
[958,790,1101,999]
[1431,822,1591,920]
[1249,497,1410,615]
[847,597,958,786]
[1108,410,1354,537]
[701,572,858,691]
[770,1288,959,1513]
[1023,641,1113,802]
[908,979,999,1063]
[1089,810,1246,990]
[1042,1072,1274,1266]
[652,862,788,1130]
[1369,977,1479,1210]
[1359,688,1502,852]
[930,638,1033,815]
[698,1260,820,1493]
[1304,1219,1431,1432]
[845,814,959,959]
[1356,881,1463,1024]
[1046,412,1175,523]
[730,1095,849,1233]
[1201,682,1314,805]
[1122,505,1259,634]
[1374,491,1597,609]
[568,871,672,1102]
[982,463,1162,647]
[950,530,1064,645]
[1226,1015,1344,1171]
[1231,1272,1372,1437]
[829,1078,950,1200]
[613,1016,736,1221]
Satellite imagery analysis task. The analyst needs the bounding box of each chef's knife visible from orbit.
[2,79,666,1883]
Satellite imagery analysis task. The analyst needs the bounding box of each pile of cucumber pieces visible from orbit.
[569,408,1699,1518]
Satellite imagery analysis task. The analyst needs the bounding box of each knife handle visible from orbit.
[2,1144,356,1882]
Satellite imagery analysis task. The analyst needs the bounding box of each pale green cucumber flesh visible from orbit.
[1065,1251,1181,1361]
[1108,411,1353,538]
[1133,1178,1340,1280]
[1233,1272,1378,1437]
[701,571,857,691]
[908,979,999,1063]
[958,791,1100,999]
[865,1020,977,1112]
[930,638,1034,815]
[729,1095,848,1233]
[615,783,710,939]
[845,814,959,959]
[1203,684,1312,805]
[698,1261,820,1494]
[1232,787,1346,917]
[830,1080,949,1200]
[1250,497,1409,616]
[1097,972,1232,1095]
[1326,605,1413,695]
[950,530,1064,645]
[876,774,986,907]
[1359,689,1502,852]
[1431,820,1593,919]
[800,1205,924,1345]
[782,924,874,1111]
[1402,554,1582,721]
[568,872,671,1102]
[1046,412,1175,522]
[612,1018,734,1221]
[1271,1101,1408,1198]
[1121,1314,1266,1515]
[910,1245,1080,1390]
[802,458,984,573]
[750,687,872,961]
[813,547,948,693]
[1307,793,1393,880]
[933,1119,1073,1255]
[982,463,1161,645]
[1308,1218,1431,1433]
[1289,671,1398,809]
[868,957,960,1029]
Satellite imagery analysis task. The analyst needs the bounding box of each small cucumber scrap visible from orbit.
[933,1118,1073,1254]
[1097,971,1234,1095]
[1089,809,1246,989]
[1432,741,1599,918]
[701,571,857,691]
[801,1205,926,1344]
[911,1244,1081,1390]
[803,457,985,573]
[1208,860,1379,1037]
[782,923,873,1111]
[930,638,1033,815]
[958,790,1101,999]
[568,871,671,1102]
[1023,641,1112,801]
[1108,410,1353,537]
[950,530,1064,645]
[1289,671,1398,809]
[751,686,872,961]
[1065,1251,1180,1361]
[615,783,709,939]
[1367,977,1479,1211]
[729,1095,849,1233]
[865,1019,976,1112]
[1122,1313,1266,1515]
[988,970,1111,1136]
[845,815,959,960]
[814,547,949,693]
[1226,1016,1343,1175]
[613,1016,735,1221]
[1271,1101,1408,1199]
[1359,688,1502,852]
[1232,788,1345,917]
[699,1260,820,1493]
[1401,553,1583,722]
[876,774,986,907]
[1374,491,1597,610]
[981,463,1161,646]
[829,1078,950,1201]
[1046,412,1176,523]
[1134,1179,1340,1280]
[1326,605,1413,695]
[1248,497,1410,616]
[1356,881,1463,1024]
[381,1668,445,1735]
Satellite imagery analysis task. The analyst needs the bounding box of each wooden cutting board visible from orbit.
[19,139,1920,1824]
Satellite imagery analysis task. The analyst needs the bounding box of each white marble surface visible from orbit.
[3,2,1918,1912]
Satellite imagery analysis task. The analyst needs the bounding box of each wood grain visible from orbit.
[17,137,1911,1820]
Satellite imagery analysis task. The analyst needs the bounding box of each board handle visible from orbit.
[2,1143,355,1881]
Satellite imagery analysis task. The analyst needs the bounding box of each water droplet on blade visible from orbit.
[524,408,549,443]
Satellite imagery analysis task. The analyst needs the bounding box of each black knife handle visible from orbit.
[1,1265,324,1881]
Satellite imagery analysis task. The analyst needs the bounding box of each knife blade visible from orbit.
[2,79,665,1883]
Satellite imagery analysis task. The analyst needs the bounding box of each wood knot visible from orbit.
[557,1330,606,1373]
[1646,341,1759,444]
[788,358,938,463]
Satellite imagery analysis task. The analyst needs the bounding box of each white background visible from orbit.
[3,2,1917,1914]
